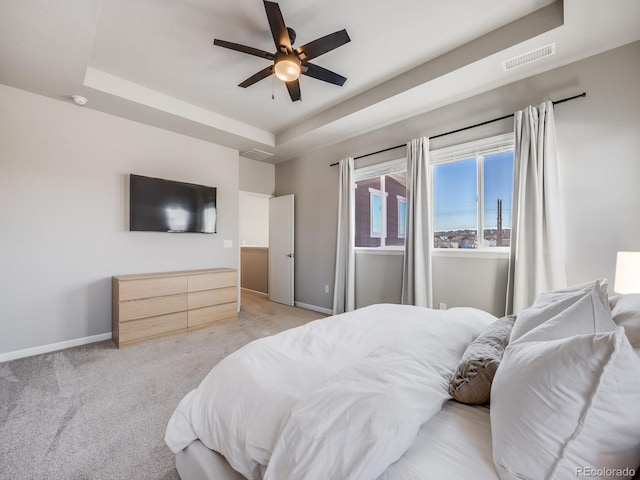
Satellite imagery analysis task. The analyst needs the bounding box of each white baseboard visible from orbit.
[0,301,331,362]
[0,332,113,363]
[294,301,333,315]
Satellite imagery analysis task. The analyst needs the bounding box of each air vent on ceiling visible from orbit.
[503,42,556,71]
[242,148,274,161]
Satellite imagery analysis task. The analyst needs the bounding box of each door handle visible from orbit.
[286,253,295,258]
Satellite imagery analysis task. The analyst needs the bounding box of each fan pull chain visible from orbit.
[272,75,275,100]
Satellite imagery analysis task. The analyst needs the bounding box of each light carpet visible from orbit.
[0,291,325,480]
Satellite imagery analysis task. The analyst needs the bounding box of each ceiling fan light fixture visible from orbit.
[274,55,301,82]
[213,1,350,101]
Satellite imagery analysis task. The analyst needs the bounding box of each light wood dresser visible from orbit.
[112,268,238,348]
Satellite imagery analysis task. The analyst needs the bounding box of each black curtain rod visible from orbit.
[330,92,586,166]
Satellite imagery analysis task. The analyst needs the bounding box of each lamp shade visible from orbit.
[614,251,640,294]
[274,55,301,82]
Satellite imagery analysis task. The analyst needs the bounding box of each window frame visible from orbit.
[430,133,514,254]
[397,195,407,239]
[368,187,382,239]
[351,133,513,254]
[354,158,407,251]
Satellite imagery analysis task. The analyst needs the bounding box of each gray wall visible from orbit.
[276,41,640,314]
[352,253,509,317]
[239,156,275,196]
[239,192,270,247]
[432,254,509,315]
[0,84,240,355]
[275,151,339,309]
[354,252,404,308]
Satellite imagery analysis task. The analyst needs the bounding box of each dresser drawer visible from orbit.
[113,268,238,348]
[118,276,187,301]
[188,271,236,292]
[188,302,237,330]
[188,287,237,309]
[118,311,188,346]
[119,294,187,322]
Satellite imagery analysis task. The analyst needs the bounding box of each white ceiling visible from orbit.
[1,0,639,163]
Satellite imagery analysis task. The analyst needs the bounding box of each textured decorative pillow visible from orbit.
[449,315,515,405]
[610,294,640,348]
[510,279,610,342]
[491,328,640,480]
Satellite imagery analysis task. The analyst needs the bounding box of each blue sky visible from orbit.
[433,151,513,232]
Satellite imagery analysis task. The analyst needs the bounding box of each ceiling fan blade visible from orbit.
[285,79,301,102]
[303,63,347,86]
[214,39,275,60]
[239,65,274,88]
[263,1,292,53]
[296,29,350,62]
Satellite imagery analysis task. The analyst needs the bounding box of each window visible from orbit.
[431,134,514,250]
[482,151,514,248]
[352,135,512,251]
[369,188,382,238]
[397,196,407,238]
[433,157,478,248]
[354,160,407,248]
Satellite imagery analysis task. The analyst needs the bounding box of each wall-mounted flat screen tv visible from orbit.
[129,174,217,233]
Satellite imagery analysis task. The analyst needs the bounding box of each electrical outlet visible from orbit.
[439,303,447,310]
[324,285,330,294]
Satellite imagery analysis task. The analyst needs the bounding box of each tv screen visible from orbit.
[129,174,217,233]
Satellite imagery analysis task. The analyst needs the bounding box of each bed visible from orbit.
[165,282,640,480]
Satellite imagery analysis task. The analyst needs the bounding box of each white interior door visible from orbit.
[269,195,294,306]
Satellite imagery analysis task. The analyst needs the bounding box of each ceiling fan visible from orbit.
[213,0,351,102]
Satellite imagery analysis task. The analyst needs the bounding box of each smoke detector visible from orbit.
[71,95,88,106]
[502,43,556,71]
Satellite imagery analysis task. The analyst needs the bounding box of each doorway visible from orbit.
[239,192,295,306]
[239,192,270,295]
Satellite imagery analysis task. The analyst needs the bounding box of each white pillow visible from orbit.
[510,280,611,342]
[491,327,640,480]
[610,294,640,348]
[514,291,616,344]
[526,279,609,312]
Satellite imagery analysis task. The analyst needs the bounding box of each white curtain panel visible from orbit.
[506,101,567,315]
[401,137,433,308]
[332,157,355,314]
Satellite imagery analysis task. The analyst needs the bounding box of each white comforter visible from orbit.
[165,303,496,480]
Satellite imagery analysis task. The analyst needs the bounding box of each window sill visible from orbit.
[353,247,510,259]
[432,248,509,259]
[355,247,404,256]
